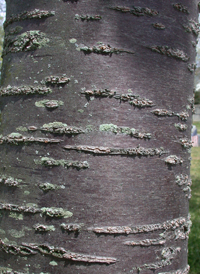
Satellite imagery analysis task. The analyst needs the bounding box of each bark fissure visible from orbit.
[81,89,154,107]
[0,85,51,96]
[63,145,167,156]
[4,9,55,29]
[0,240,117,264]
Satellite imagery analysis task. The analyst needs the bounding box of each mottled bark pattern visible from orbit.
[0,0,198,273]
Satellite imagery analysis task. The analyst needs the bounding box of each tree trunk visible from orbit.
[0,1,198,273]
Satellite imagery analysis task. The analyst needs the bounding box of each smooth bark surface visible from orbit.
[0,0,198,273]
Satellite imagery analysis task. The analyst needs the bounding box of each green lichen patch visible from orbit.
[9,212,23,220]
[41,122,85,135]
[36,157,89,169]
[16,126,28,132]
[35,100,64,109]
[0,85,52,96]
[99,124,151,139]
[0,175,22,187]
[8,229,25,238]
[7,26,23,35]
[41,207,73,218]
[4,9,55,29]
[174,123,187,131]
[3,31,50,56]
[49,261,58,266]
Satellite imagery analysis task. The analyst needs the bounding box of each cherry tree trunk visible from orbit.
[0,0,198,273]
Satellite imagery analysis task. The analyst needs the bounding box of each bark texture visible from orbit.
[0,0,198,273]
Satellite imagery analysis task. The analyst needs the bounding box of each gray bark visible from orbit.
[0,0,198,273]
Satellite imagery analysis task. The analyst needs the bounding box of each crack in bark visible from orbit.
[89,216,190,235]
[0,240,117,264]
[81,89,154,107]
[80,44,134,55]
[150,46,189,62]
[0,133,62,145]
[63,145,167,156]
[0,85,51,96]
[45,75,70,85]
[110,6,159,16]
[4,9,55,29]
[75,14,102,21]
[41,122,85,135]
[151,109,189,121]
[173,3,189,14]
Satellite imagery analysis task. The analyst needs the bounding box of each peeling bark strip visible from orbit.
[4,9,55,29]
[35,100,64,109]
[0,203,73,218]
[45,75,70,85]
[174,123,187,131]
[81,89,154,107]
[41,122,85,135]
[3,31,49,56]
[150,46,189,62]
[124,238,166,246]
[33,223,55,232]
[63,145,166,156]
[176,174,192,199]
[110,6,158,16]
[165,155,183,165]
[99,124,151,139]
[89,216,189,235]
[75,14,102,21]
[0,85,51,96]
[60,223,83,232]
[0,133,62,145]
[173,3,189,14]
[179,138,193,149]
[153,23,166,30]
[134,247,181,271]
[0,176,21,187]
[151,109,189,121]
[158,264,190,274]
[183,20,200,36]
[36,157,89,169]
[79,44,134,55]
[2,241,117,264]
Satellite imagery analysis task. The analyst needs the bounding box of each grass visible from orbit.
[188,122,200,274]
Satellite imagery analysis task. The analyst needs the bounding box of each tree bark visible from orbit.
[0,0,198,273]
